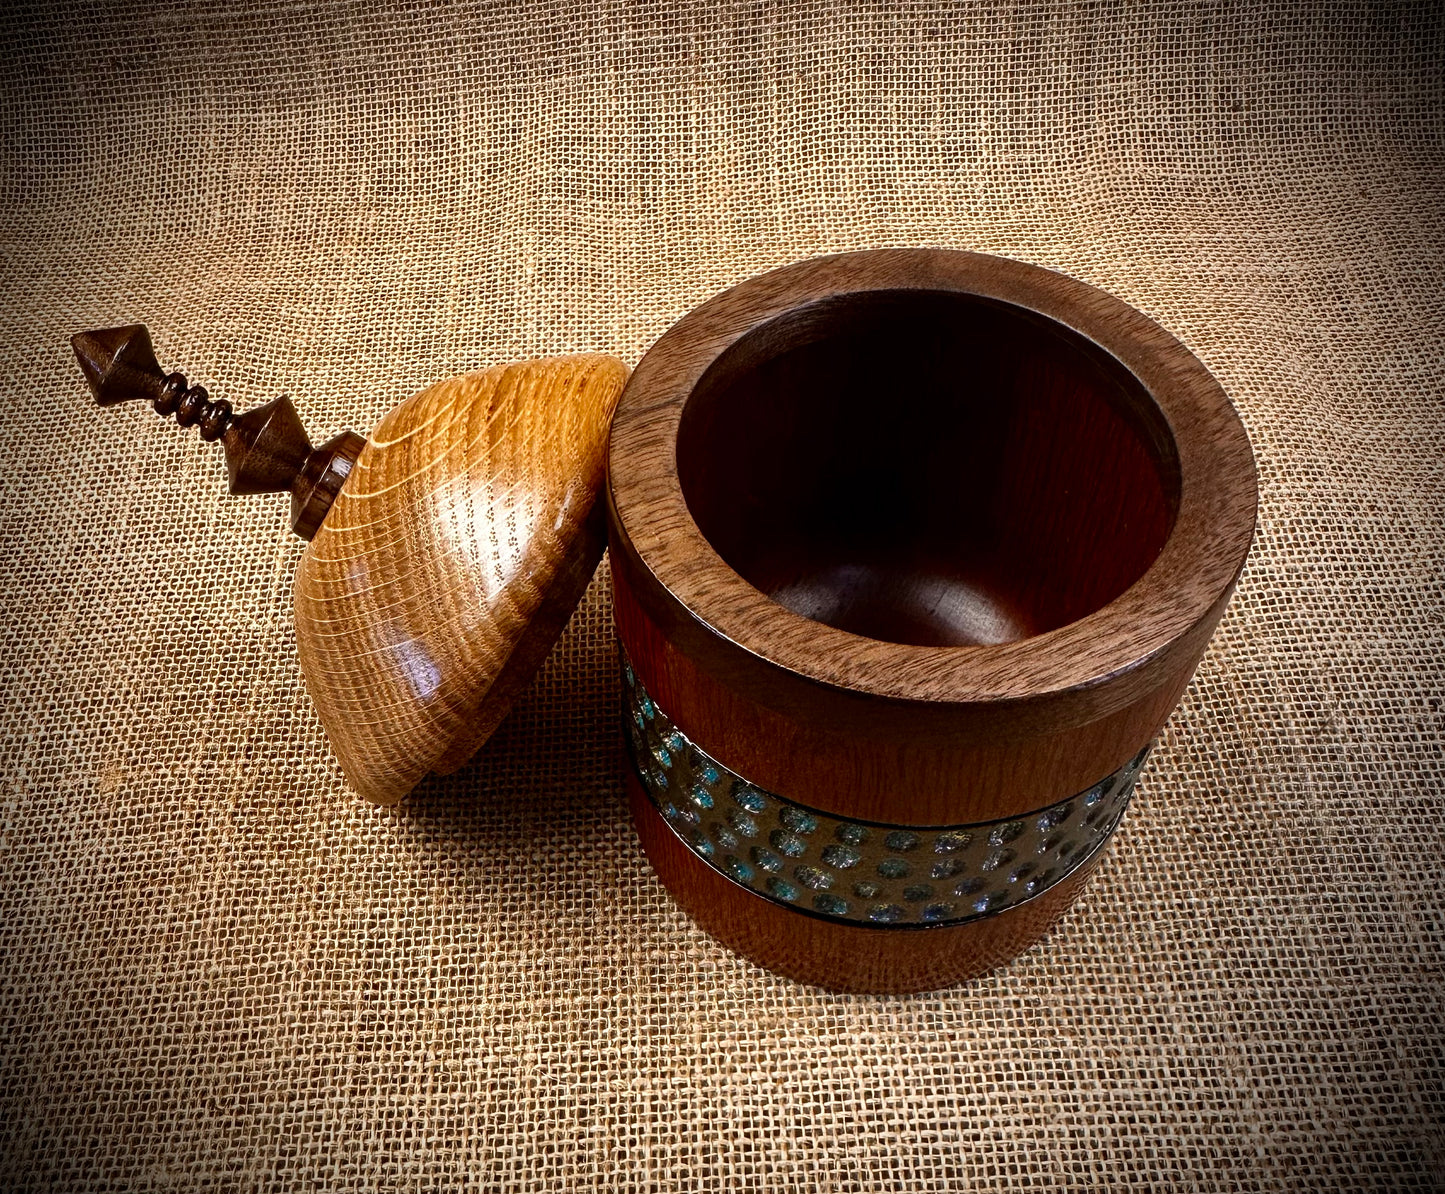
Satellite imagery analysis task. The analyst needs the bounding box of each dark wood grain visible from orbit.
[73,325,168,407]
[608,249,1255,714]
[613,559,1196,825]
[675,290,1174,647]
[73,324,363,540]
[607,248,1256,990]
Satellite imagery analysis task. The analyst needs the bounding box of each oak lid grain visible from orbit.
[294,354,629,804]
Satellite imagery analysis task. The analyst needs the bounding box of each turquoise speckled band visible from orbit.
[622,648,1147,929]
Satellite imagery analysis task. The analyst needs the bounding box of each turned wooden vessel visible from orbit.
[607,249,1257,992]
[74,325,629,804]
[77,249,1256,993]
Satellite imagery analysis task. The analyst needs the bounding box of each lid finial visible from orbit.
[72,324,365,539]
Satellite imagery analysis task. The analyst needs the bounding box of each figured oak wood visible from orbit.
[77,323,629,803]
[607,248,1256,990]
[295,354,628,805]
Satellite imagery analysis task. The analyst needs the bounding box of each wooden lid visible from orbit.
[75,325,629,804]
[293,356,629,804]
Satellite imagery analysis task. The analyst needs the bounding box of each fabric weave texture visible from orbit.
[1,1,1441,1189]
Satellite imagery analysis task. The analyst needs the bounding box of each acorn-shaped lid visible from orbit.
[74,324,629,804]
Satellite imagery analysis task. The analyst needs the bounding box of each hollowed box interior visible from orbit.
[677,290,1181,648]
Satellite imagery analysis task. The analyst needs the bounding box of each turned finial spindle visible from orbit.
[72,324,365,540]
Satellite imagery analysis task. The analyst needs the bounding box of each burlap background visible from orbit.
[2,1,1441,1189]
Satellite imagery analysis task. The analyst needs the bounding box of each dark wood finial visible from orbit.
[72,324,364,539]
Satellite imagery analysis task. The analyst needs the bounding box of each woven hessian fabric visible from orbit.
[2,1,1442,1189]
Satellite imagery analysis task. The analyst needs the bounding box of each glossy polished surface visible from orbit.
[72,323,366,539]
[609,249,1257,990]
[623,644,1149,928]
[676,290,1176,647]
[611,250,1256,713]
[295,354,629,804]
[630,771,1112,994]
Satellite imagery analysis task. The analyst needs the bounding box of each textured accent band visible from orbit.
[622,649,1148,929]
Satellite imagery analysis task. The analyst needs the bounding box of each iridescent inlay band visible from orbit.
[622,648,1149,929]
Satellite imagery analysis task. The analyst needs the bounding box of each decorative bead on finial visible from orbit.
[157,371,233,441]
[72,324,365,540]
